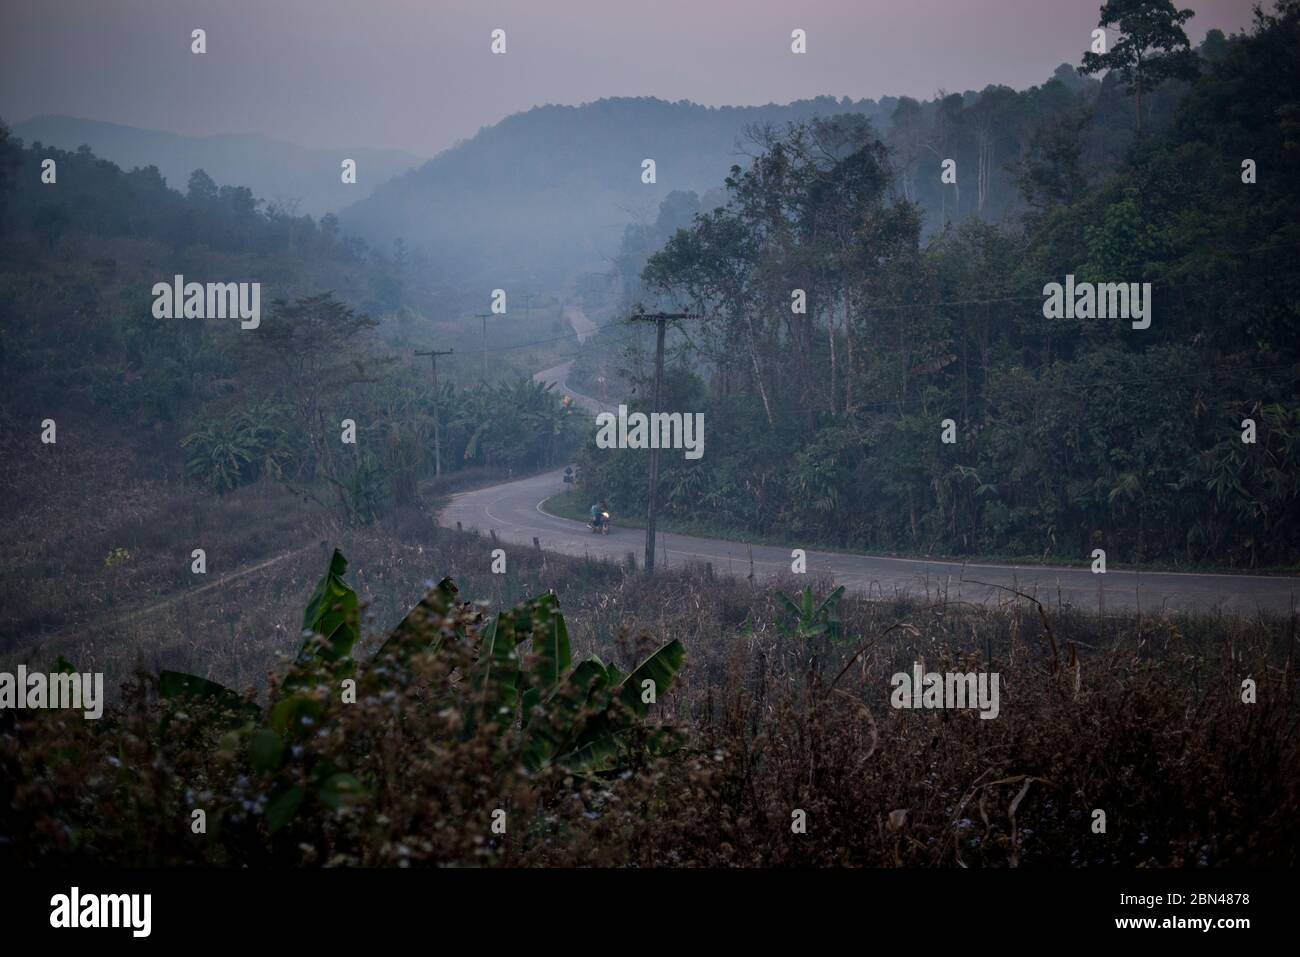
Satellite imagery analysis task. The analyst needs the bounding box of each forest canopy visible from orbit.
[576,1,1300,568]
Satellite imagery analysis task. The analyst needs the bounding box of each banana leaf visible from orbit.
[300,548,359,662]
[376,575,460,662]
[559,639,685,772]
[521,599,571,717]
[472,611,521,730]
[519,657,611,772]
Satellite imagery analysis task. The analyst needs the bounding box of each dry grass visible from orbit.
[3,426,1297,867]
[2,514,1297,867]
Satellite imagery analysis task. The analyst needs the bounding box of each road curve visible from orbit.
[531,359,609,416]
[439,469,1299,616]
[531,304,614,416]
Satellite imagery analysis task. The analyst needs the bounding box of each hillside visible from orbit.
[11,114,421,217]
[338,67,1194,292]
[341,95,898,287]
[570,14,1299,569]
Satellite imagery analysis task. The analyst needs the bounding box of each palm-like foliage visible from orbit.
[450,377,578,470]
[159,549,686,834]
[774,585,846,643]
[181,401,295,492]
[181,417,255,492]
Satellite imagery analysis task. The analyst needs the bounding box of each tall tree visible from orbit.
[1080,0,1199,134]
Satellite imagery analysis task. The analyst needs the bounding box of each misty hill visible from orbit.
[338,69,1171,293]
[339,95,898,289]
[10,114,421,217]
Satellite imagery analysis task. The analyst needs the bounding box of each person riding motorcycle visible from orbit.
[589,500,610,532]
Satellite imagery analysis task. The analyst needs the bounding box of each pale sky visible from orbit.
[0,0,1261,157]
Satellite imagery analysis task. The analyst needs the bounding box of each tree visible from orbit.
[32,203,70,249]
[187,168,219,203]
[967,86,1017,217]
[1080,0,1199,134]
[0,123,22,234]
[1013,106,1093,210]
[238,293,381,499]
[1197,27,1229,61]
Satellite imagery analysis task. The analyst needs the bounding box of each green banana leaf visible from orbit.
[611,638,685,722]
[473,611,521,728]
[815,585,846,619]
[519,657,612,772]
[300,548,359,662]
[377,575,460,662]
[521,597,571,717]
[558,639,685,772]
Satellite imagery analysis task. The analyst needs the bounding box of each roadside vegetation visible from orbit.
[542,488,1300,575]
[576,3,1300,571]
[3,529,1296,866]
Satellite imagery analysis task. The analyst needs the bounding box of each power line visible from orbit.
[436,318,634,358]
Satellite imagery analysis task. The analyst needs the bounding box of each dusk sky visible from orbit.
[0,0,1261,158]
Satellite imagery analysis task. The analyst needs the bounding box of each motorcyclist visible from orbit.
[589,500,609,531]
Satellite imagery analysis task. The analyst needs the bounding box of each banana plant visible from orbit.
[160,549,367,832]
[158,547,686,836]
[464,592,685,773]
[774,584,846,643]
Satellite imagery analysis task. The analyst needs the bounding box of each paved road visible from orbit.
[560,303,598,343]
[532,304,614,415]
[440,468,1299,616]
[531,359,608,416]
[516,303,1296,616]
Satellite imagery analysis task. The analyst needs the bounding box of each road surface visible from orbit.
[532,305,613,415]
[440,468,1299,616]
[532,359,609,416]
[561,304,598,343]
[517,303,1295,615]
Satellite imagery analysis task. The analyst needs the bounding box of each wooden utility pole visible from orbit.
[474,313,493,383]
[415,348,453,476]
[629,312,693,574]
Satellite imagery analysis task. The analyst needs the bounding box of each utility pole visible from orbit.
[629,311,693,574]
[474,313,493,383]
[415,348,453,477]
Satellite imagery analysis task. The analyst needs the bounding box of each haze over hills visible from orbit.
[9,114,422,217]
[336,68,1130,293]
[339,95,900,289]
[11,58,1171,306]
[13,66,1134,299]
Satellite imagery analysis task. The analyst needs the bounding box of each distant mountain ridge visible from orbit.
[340,95,898,288]
[9,114,421,217]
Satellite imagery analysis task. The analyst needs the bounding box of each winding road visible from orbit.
[439,469,1298,616]
[532,303,608,414]
[480,306,1299,616]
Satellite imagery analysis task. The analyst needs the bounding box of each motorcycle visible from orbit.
[587,511,611,535]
